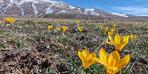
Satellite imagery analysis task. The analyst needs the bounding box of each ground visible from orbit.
[0,18,147,74]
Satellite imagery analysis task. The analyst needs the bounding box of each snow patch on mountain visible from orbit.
[46,5,53,14]
[85,9,95,11]
[8,0,62,5]
[56,10,66,14]
[32,3,38,15]
[111,13,128,17]
[68,5,76,9]
[48,0,66,6]
[85,9,100,16]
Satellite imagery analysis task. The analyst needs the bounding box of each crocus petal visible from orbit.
[98,48,108,66]
[78,51,85,63]
[118,36,129,51]
[123,36,129,45]
[106,36,114,45]
[108,36,112,41]
[114,33,122,45]
[108,28,115,37]
[83,53,96,69]
[117,54,130,69]
[78,49,89,64]
[107,51,120,67]
[106,67,118,74]
[108,31,112,37]
[82,49,89,57]
[115,45,122,51]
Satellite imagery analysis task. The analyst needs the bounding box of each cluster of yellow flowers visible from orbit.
[99,24,116,36]
[48,25,68,32]
[78,48,130,74]
[61,26,69,32]
[4,17,16,24]
[48,25,54,30]
[77,24,137,74]
[48,25,85,33]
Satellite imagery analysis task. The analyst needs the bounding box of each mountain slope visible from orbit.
[0,0,129,17]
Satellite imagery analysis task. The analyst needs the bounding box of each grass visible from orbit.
[0,18,147,74]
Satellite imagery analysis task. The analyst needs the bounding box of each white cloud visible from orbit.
[114,6,148,16]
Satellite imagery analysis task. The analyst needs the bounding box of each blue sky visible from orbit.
[62,0,148,16]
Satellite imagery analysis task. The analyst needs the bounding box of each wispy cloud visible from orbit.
[113,6,148,16]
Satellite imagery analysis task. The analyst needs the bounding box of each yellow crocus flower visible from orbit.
[48,25,53,30]
[61,26,68,32]
[97,48,130,74]
[78,49,97,69]
[129,34,138,40]
[107,28,116,37]
[77,26,83,32]
[55,27,61,31]
[4,17,16,24]
[106,33,129,51]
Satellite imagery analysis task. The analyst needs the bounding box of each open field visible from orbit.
[0,18,148,74]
